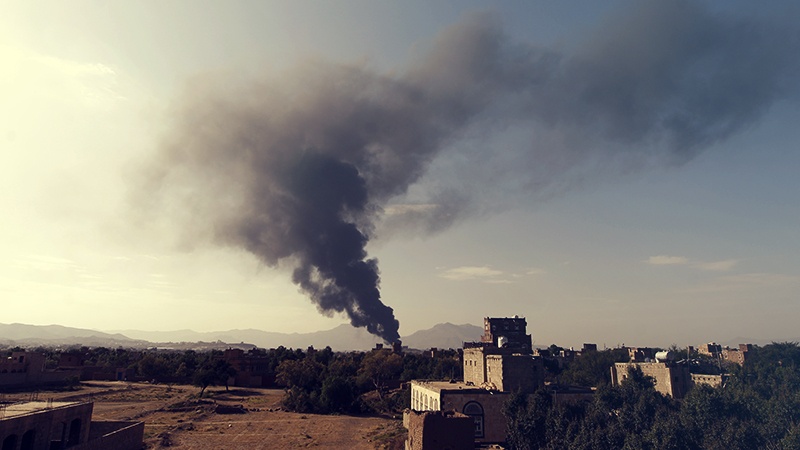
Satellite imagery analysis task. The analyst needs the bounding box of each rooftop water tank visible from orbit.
[498,336,509,348]
[655,351,675,362]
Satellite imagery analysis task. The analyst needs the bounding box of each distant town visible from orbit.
[2,315,795,449]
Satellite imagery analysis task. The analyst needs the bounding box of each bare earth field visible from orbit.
[1,382,406,449]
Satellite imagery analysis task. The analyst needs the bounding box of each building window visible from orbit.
[68,418,82,445]
[463,401,484,438]
[21,430,36,450]
[3,435,18,450]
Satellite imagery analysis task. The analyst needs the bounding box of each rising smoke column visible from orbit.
[137,2,799,342]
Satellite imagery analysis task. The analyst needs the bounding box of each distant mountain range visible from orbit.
[0,322,482,351]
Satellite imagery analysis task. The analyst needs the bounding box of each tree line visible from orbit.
[504,342,800,450]
[1,345,461,415]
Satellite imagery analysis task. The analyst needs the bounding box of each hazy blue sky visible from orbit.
[2,1,799,347]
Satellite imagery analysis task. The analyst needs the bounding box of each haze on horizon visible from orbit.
[2,0,799,349]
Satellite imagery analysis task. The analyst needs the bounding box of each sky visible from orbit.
[2,1,799,348]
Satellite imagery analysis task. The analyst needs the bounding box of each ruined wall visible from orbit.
[691,374,724,388]
[404,410,474,450]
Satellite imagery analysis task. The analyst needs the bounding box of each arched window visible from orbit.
[21,429,36,450]
[463,401,484,438]
[68,418,82,445]
[3,434,18,450]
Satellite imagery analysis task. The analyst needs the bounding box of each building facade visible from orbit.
[408,316,543,445]
[0,401,143,450]
[611,362,691,398]
[410,380,509,444]
[0,353,81,390]
[403,409,474,450]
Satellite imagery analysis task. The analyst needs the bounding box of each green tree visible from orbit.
[320,376,357,413]
[358,349,402,398]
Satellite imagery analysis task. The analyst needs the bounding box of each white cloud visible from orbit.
[439,266,504,281]
[646,255,739,272]
[646,255,689,265]
[1,45,127,108]
[439,265,546,283]
[12,254,78,271]
[692,259,739,272]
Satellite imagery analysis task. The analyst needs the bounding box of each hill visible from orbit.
[0,322,482,351]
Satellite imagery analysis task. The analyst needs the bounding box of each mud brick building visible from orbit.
[0,401,143,450]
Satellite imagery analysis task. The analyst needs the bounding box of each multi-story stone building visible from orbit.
[698,342,723,358]
[611,348,734,398]
[611,361,691,398]
[722,344,752,365]
[409,316,543,446]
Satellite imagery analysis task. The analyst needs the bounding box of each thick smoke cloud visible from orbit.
[137,1,798,342]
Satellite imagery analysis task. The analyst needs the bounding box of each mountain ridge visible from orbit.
[0,322,482,351]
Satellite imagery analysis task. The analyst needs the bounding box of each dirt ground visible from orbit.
[1,382,406,449]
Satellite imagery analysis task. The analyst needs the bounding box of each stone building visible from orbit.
[403,409,474,450]
[410,380,509,444]
[698,343,723,358]
[408,316,544,446]
[691,373,725,388]
[463,316,543,393]
[0,353,81,390]
[222,348,274,388]
[611,361,691,398]
[626,347,656,362]
[722,344,752,365]
[0,401,143,450]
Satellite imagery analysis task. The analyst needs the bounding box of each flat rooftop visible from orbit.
[411,380,508,394]
[0,401,81,420]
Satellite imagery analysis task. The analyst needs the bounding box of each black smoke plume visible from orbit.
[136,2,798,342]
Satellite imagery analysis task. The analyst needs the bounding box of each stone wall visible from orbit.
[404,410,473,450]
[486,354,541,393]
[440,390,509,444]
[612,362,690,398]
[462,348,485,386]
